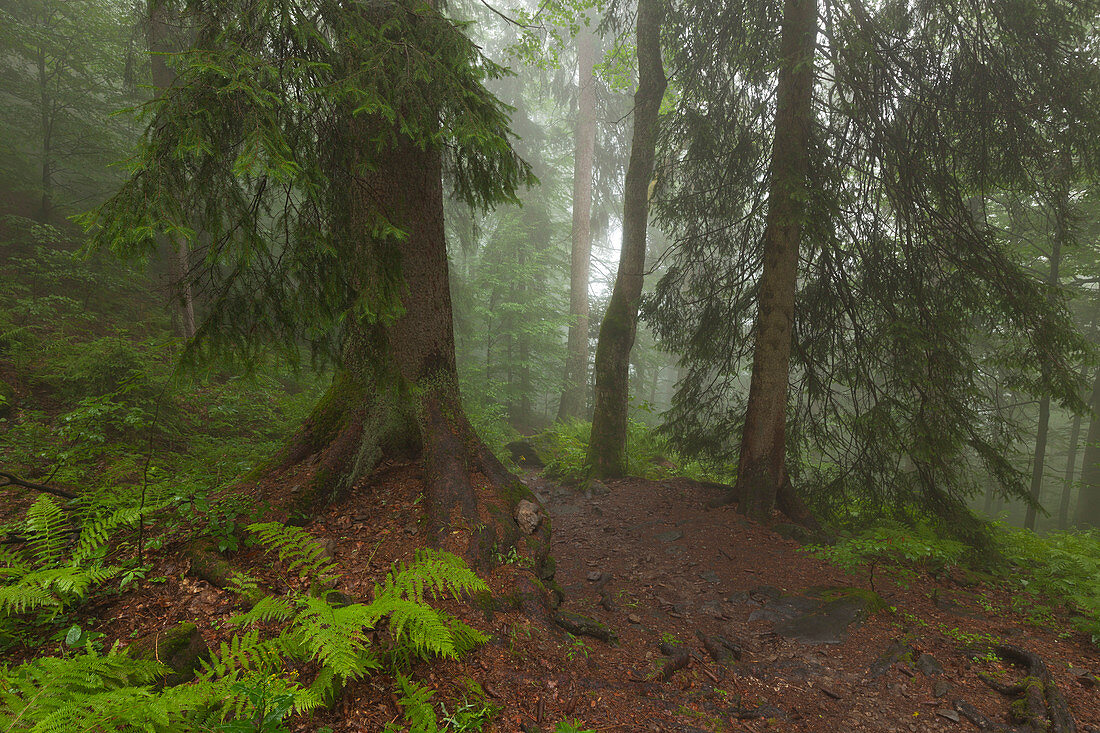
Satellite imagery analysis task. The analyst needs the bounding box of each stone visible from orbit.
[628,613,641,624]
[656,529,683,542]
[699,570,721,584]
[506,440,544,467]
[932,679,952,698]
[586,571,602,582]
[916,653,943,676]
[515,499,542,534]
[552,610,616,642]
[584,479,611,497]
[127,622,209,687]
[935,709,960,723]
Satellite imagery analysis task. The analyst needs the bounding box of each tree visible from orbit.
[587,0,666,478]
[649,0,1100,531]
[85,0,550,578]
[558,25,598,421]
[0,0,138,219]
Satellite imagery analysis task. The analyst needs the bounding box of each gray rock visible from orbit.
[656,529,684,542]
[584,479,611,497]
[932,679,952,698]
[515,499,542,533]
[917,653,943,676]
[699,570,721,584]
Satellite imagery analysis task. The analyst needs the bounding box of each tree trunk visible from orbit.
[587,0,665,478]
[1075,367,1100,528]
[273,108,550,578]
[147,0,197,339]
[735,0,817,521]
[558,29,597,421]
[1024,177,1066,530]
[1058,363,1089,529]
[36,44,52,223]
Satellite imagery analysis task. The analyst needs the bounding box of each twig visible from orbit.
[0,471,77,500]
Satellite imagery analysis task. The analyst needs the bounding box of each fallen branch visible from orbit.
[0,471,77,500]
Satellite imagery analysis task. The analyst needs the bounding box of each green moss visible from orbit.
[820,587,888,614]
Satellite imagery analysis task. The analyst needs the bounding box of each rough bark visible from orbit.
[147,0,197,339]
[1074,367,1100,528]
[587,0,665,478]
[558,29,598,421]
[735,0,817,521]
[1057,361,1088,529]
[272,108,550,576]
[1025,188,1065,530]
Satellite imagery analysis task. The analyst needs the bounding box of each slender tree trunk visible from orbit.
[736,0,817,521]
[587,0,665,477]
[1024,181,1066,530]
[1059,405,1084,530]
[558,29,597,421]
[147,0,197,339]
[1075,367,1100,529]
[36,45,52,223]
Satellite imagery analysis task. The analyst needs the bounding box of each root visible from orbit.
[970,644,1077,733]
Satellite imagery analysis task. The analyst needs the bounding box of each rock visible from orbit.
[586,571,602,582]
[584,479,611,497]
[628,613,641,624]
[656,529,684,542]
[932,679,952,698]
[699,570,721,584]
[916,653,943,676]
[127,622,209,687]
[515,499,542,534]
[552,610,616,642]
[697,631,742,663]
[506,440,544,467]
[869,640,913,678]
[935,709,960,723]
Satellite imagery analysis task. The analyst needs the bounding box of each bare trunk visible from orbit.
[736,0,817,521]
[587,0,665,478]
[1075,367,1100,529]
[148,0,197,339]
[36,46,52,223]
[1024,184,1065,530]
[1059,408,1084,530]
[558,30,597,421]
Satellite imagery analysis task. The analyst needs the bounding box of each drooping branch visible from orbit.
[0,471,77,500]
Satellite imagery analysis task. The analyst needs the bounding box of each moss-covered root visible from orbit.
[976,643,1077,733]
[126,622,209,687]
[186,539,266,608]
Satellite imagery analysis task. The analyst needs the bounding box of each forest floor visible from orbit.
[32,461,1100,732]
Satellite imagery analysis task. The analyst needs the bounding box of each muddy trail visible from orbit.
[54,463,1100,732]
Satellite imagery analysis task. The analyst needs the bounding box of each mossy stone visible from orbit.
[126,622,209,687]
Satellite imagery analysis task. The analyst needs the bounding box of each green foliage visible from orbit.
[247,522,339,586]
[809,523,966,588]
[217,676,296,733]
[553,721,596,733]
[0,495,151,619]
[995,526,1100,642]
[388,674,440,733]
[533,418,730,482]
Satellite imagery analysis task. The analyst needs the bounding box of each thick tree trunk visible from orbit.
[147,0,197,339]
[558,29,598,421]
[736,0,817,521]
[1025,188,1065,530]
[274,111,550,576]
[1075,367,1100,528]
[587,0,665,478]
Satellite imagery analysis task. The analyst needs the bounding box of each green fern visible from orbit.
[247,522,340,585]
[389,674,439,733]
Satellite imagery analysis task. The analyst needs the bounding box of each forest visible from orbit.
[1,0,1100,730]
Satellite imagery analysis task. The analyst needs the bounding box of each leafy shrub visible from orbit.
[995,525,1100,643]
[808,522,966,588]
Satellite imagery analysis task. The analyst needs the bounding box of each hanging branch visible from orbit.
[0,471,77,500]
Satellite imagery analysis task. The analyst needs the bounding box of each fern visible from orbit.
[390,674,439,733]
[24,495,69,568]
[379,549,488,605]
[247,522,339,585]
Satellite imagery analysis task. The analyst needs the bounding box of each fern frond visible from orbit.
[288,596,377,679]
[24,495,68,568]
[393,674,439,733]
[380,549,487,604]
[230,595,294,627]
[199,630,283,679]
[383,597,460,660]
[247,522,339,584]
[71,504,147,563]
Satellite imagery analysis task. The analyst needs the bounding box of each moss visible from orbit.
[820,587,888,614]
[126,622,209,687]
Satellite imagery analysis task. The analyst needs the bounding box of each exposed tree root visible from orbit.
[968,643,1077,733]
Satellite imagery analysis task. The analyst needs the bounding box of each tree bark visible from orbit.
[735,0,817,521]
[1024,176,1066,531]
[587,0,665,478]
[147,0,197,339]
[272,84,550,577]
[558,29,598,421]
[1075,367,1100,528]
[1058,362,1089,529]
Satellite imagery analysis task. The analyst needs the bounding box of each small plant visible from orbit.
[564,633,589,661]
[217,675,296,733]
[553,720,596,733]
[808,523,965,590]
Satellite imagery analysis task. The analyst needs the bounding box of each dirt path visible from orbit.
[496,474,1100,732]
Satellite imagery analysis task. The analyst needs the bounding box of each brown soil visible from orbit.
[11,463,1100,732]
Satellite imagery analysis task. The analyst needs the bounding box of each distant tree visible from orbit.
[587,0,666,478]
[86,0,548,575]
[0,0,139,219]
[649,0,1100,533]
